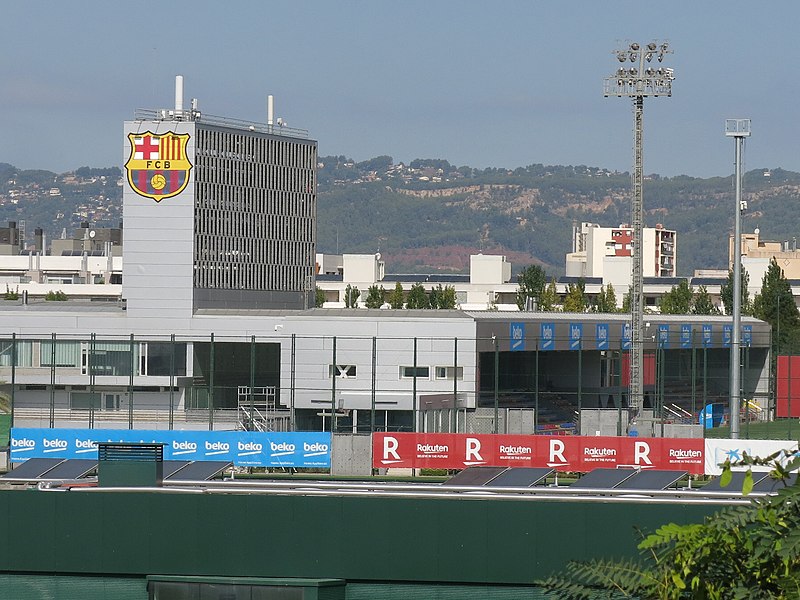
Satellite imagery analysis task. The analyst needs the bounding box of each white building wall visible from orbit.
[122,120,196,321]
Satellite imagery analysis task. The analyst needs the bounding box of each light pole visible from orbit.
[726,118,751,439]
[605,42,674,425]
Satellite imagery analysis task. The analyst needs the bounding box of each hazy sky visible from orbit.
[2,1,797,177]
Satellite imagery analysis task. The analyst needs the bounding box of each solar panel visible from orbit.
[615,470,687,490]
[701,470,770,492]
[162,460,192,478]
[752,472,798,494]
[39,459,97,480]
[166,461,231,481]
[441,466,508,486]
[1,458,65,480]
[569,468,637,489]
[484,467,554,488]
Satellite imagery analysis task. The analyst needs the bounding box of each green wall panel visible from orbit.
[0,574,146,600]
[345,582,550,599]
[0,489,718,585]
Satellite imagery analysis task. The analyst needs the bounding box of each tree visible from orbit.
[516,265,547,310]
[658,279,693,314]
[405,283,430,309]
[563,280,587,313]
[539,449,800,599]
[593,284,618,313]
[692,285,720,315]
[429,284,457,309]
[314,286,326,308]
[343,284,360,308]
[386,282,404,309]
[752,257,800,354]
[364,285,386,309]
[720,268,752,316]
[539,278,560,312]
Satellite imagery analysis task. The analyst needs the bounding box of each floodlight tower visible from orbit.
[725,118,751,440]
[604,42,674,426]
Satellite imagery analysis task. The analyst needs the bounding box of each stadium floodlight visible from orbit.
[725,118,751,440]
[604,41,674,432]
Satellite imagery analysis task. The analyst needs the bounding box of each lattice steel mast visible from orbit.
[604,42,674,426]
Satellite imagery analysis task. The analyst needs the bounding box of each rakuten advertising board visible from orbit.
[373,433,705,474]
[10,428,331,468]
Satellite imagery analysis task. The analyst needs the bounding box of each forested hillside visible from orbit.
[3,157,800,277]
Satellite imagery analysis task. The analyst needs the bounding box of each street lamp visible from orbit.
[726,118,751,439]
[604,42,675,428]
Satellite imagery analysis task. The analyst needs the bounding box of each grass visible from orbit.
[704,419,800,441]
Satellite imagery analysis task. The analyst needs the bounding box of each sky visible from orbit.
[1,1,798,178]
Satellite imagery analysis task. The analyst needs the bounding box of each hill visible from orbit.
[3,158,800,277]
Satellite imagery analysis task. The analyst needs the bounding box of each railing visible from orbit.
[133,109,310,139]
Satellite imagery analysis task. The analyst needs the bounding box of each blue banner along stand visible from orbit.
[9,428,332,468]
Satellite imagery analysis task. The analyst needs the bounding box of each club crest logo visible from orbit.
[125,131,192,202]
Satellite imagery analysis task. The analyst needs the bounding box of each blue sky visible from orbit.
[2,1,797,177]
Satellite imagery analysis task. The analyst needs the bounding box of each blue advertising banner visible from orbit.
[723,325,732,348]
[595,323,609,350]
[569,323,583,350]
[509,322,525,352]
[658,324,670,349]
[742,325,752,347]
[702,324,712,348]
[681,324,692,349]
[540,323,554,351]
[622,322,632,350]
[9,428,332,468]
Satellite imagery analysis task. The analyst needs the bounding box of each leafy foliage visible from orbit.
[315,286,326,308]
[539,278,560,312]
[386,282,404,309]
[516,265,548,310]
[563,280,587,313]
[593,284,619,313]
[659,279,693,314]
[752,258,800,354]
[429,284,457,309]
[692,285,720,315]
[405,283,430,309]
[44,290,67,301]
[343,284,360,308]
[364,285,386,309]
[720,268,752,316]
[539,448,800,599]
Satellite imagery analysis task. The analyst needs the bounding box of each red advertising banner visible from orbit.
[372,433,704,475]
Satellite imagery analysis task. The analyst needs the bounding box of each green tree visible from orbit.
[720,268,751,316]
[314,286,326,308]
[516,265,547,310]
[658,279,693,314]
[692,284,720,315]
[386,282,405,309]
[592,284,618,313]
[752,257,800,354]
[343,284,360,308]
[539,278,560,312]
[405,283,430,309]
[563,280,587,313]
[429,284,457,309]
[364,285,386,309]
[539,449,800,599]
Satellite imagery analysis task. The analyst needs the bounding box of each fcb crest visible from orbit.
[125,132,192,202]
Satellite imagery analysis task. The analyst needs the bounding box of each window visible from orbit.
[41,341,80,368]
[435,366,463,380]
[0,340,32,367]
[70,392,101,410]
[81,341,139,376]
[400,366,430,379]
[329,364,356,378]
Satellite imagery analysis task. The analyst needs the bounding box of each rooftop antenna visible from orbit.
[267,95,274,128]
[175,75,184,114]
